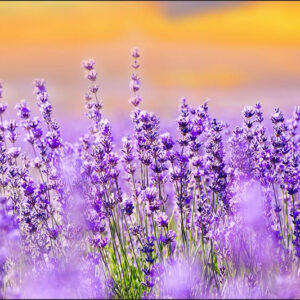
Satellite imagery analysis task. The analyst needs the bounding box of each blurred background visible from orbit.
[0,1,300,139]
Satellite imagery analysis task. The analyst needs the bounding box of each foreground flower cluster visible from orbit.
[0,48,299,299]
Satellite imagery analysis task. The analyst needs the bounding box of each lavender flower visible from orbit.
[0,48,297,300]
[129,47,142,107]
[156,211,168,227]
[15,99,31,119]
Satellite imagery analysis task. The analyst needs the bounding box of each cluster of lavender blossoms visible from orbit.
[0,48,299,299]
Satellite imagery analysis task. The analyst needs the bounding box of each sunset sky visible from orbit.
[0,1,299,130]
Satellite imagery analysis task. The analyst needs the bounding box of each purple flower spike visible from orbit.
[0,103,8,115]
[15,99,31,119]
[156,211,169,227]
[131,47,140,58]
[81,58,96,70]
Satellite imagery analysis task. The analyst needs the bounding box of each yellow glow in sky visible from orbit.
[1,1,300,46]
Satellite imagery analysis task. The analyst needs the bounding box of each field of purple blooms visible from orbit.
[0,48,299,299]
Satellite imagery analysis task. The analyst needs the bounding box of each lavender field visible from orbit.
[0,47,299,299]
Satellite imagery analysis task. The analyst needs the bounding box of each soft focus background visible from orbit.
[0,1,300,139]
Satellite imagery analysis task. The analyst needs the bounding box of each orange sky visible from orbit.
[0,1,299,123]
[1,1,300,46]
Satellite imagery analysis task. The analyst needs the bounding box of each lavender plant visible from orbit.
[0,49,299,299]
